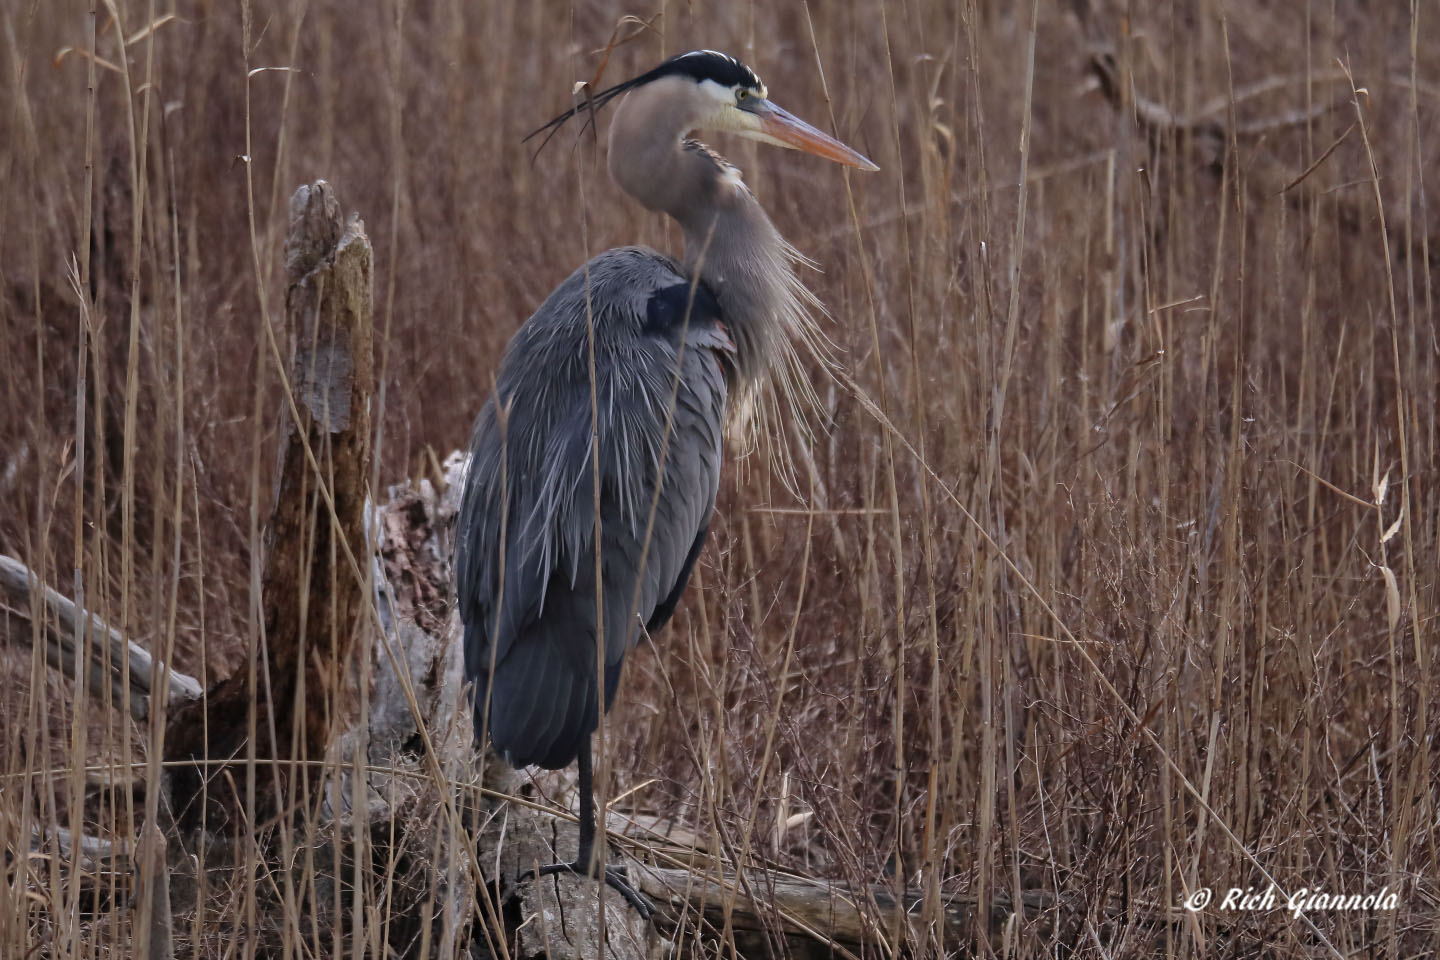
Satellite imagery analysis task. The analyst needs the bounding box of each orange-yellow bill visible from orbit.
[750,99,879,172]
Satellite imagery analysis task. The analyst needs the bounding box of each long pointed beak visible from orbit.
[748,99,879,172]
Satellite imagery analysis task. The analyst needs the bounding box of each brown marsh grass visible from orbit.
[1,0,1436,956]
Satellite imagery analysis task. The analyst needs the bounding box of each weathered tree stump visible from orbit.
[166,180,374,826]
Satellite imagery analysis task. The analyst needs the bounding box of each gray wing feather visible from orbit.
[456,246,730,768]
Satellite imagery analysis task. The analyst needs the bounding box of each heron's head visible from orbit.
[527,49,878,173]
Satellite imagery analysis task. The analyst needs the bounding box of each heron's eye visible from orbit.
[736,88,750,103]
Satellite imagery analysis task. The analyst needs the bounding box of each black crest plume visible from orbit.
[524,50,763,159]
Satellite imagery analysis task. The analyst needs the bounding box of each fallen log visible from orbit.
[0,553,201,721]
[634,864,1082,954]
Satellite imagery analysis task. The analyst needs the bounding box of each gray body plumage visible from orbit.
[456,248,733,768]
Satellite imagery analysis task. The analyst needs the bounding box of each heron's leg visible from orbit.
[572,741,599,871]
[524,740,655,919]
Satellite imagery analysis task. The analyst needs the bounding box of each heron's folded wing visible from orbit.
[456,247,729,697]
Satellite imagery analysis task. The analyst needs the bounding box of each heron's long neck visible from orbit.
[607,83,823,410]
[679,175,809,389]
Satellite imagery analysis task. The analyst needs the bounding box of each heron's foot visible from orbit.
[520,859,655,920]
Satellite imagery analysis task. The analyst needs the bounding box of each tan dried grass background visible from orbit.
[1,0,1436,956]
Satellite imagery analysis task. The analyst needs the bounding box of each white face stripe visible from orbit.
[694,81,764,137]
[699,78,737,103]
[698,77,769,100]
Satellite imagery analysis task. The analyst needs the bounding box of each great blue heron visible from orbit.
[455,49,876,916]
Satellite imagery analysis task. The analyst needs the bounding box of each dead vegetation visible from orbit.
[1,1,1437,957]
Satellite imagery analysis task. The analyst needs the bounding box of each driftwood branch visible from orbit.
[0,553,201,720]
[634,866,1086,954]
[166,179,375,822]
